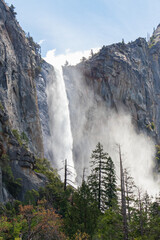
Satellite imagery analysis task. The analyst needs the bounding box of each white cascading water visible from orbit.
[46,66,76,185]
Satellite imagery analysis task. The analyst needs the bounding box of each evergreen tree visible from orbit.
[64,181,100,238]
[88,142,117,211]
[9,4,17,17]
[104,156,117,208]
[94,205,123,240]
[124,169,136,223]
[148,198,160,239]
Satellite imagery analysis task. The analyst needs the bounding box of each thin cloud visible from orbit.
[38,39,45,45]
[44,48,100,67]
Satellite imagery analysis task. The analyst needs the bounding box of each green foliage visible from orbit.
[21,132,29,145]
[0,101,4,111]
[0,154,22,198]
[0,202,66,239]
[1,154,11,173]
[155,145,160,168]
[12,129,22,145]
[151,121,155,130]
[94,206,123,240]
[24,189,39,206]
[35,157,54,174]
[146,121,155,131]
[0,200,23,239]
[27,33,41,55]
[148,35,156,48]
[9,4,17,17]
[5,200,21,217]
[88,142,117,211]
[35,158,72,217]
[72,230,90,240]
[64,182,100,238]
[12,129,28,147]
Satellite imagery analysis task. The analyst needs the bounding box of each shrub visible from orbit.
[0,101,4,111]
[0,154,22,198]
[21,132,29,145]
[12,129,29,147]
[24,189,39,206]
[12,129,22,145]
[9,4,17,17]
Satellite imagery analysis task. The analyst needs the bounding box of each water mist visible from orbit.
[63,67,159,195]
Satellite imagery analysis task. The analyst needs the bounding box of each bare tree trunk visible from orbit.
[0,167,3,202]
[138,188,144,237]
[98,151,102,210]
[119,145,128,240]
[64,159,67,191]
[124,170,131,223]
[82,167,86,183]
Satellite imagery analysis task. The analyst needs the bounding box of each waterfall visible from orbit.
[46,66,77,185]
[43,49,159,195]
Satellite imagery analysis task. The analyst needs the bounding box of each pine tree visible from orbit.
[64,181,100,238]
[9,4,17,17]
[104,156,117,208]
[124,168,136,224]
[94,205,123,240]
[88,142,117,211]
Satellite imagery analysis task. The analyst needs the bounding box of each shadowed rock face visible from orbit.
[0,108,46,202]
[36,61,56,162]
[0,0,43,158]
[0,0,47,202]
[0,167,2,202]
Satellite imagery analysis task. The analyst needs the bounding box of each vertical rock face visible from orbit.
[0,106,47,202]
[0,167,3,202]
[60,30,160,181]
[63,36,160,143]
[36,61,56,161]
[0,0,43,157]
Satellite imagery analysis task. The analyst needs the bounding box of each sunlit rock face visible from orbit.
[59,31,160,187]
[63,35,160,143]
[0,0,43,158]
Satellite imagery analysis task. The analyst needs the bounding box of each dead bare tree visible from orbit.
[118,145,128,240]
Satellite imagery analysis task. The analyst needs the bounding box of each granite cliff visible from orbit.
[62,28,160,180]
[0,0,48,201]
[64,37,160,141]
[0,0,43,157]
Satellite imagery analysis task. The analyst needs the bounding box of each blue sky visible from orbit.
[6,0,160,57]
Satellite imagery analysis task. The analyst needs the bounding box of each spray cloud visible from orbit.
[64,66,159,195]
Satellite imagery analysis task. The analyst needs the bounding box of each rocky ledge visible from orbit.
[0,108,47,202]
